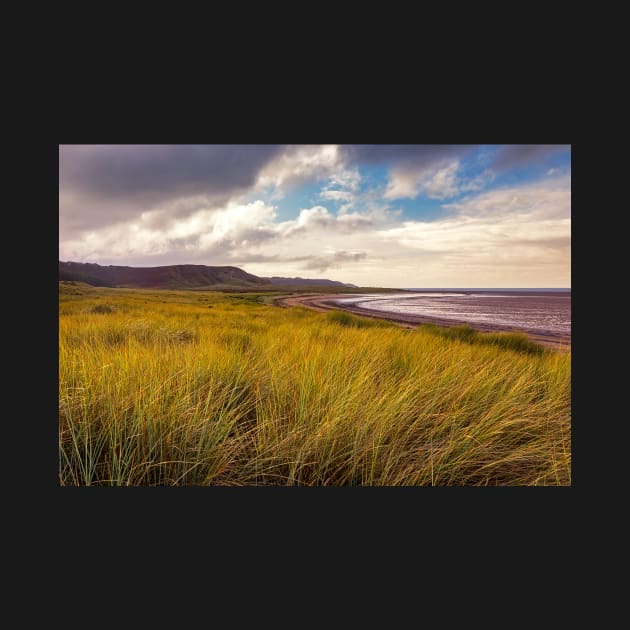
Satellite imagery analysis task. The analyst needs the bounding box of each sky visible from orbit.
[59,144,571,288]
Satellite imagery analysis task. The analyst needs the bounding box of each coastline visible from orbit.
[276,293,571,351]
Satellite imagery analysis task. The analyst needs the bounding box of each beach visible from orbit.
[277,292,571,350]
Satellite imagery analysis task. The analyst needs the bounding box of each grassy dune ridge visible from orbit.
[58,283,571,486]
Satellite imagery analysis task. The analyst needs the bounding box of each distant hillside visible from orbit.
[267,276,358,288]
[59,261,271,289]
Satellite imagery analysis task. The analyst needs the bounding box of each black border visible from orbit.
[44,98,578,581]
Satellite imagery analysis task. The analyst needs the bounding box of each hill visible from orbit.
[59,261,361,291]
[59,261,270,289]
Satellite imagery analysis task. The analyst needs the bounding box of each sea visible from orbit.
[332,289,571,337]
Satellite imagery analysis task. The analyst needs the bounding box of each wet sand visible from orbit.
[276,293,571,351]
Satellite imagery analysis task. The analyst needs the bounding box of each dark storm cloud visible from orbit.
[60,145,285,201]
[341,144,571,177]
[339,145,474,169]
[59,144,287,238]
[491,145,569,172]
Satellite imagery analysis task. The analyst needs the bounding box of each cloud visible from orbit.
[491,145,569,172]
[255,145,343,194]
[301,250,367,272]
[441,175,570,220]
[339,145,473,168]
[339,145,480,202]
[58,144,483,239]
[278,206,385,237]
[320,189,354,201]
[375,177,571,285]
[319,167,361,203]
[336,212,376,230]
[327,167,361,192]
[60,145,283,200]
[59,198,388,268]
[59,200,281,263]
[385,160,494,200]
[423,161,460,199]
[60,145,285,238]
[61,145,357,241]
[281,206,335,233]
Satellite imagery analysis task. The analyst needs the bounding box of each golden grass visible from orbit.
[58,284,571,486]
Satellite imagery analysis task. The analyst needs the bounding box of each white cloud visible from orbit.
[256,145,342,194]
[328,168,361,191]
[275,205,391,238]
[199,200,278,246]
[319,166,361,206]
[279,206,335,235]
[60,200,280,262]
[59,199,389,268]
[385,160,494,200]
[320,189,354,202]
[424,161,460,199]
[384,171,420,199]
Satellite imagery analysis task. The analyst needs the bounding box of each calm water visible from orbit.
[333,290,571,336]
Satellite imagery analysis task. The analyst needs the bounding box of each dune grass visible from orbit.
[58,284,571,486]
[421,323,547,354]
[325,310,392,329]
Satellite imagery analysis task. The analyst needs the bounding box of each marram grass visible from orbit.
[59,284,571,486]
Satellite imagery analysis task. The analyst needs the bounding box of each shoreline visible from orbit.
[276,293,571,351]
